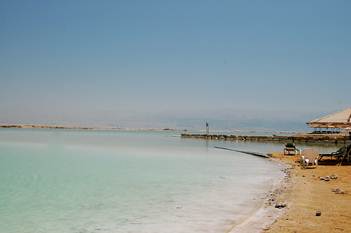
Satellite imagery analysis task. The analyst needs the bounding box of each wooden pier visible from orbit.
[181,133,350,145]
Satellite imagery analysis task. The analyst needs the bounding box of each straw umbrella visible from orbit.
[307,108,351,131]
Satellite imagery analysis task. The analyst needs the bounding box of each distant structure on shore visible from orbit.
[181,108,351,144]
[307,108,351,134]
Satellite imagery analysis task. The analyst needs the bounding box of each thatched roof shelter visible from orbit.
[307,108,351,129]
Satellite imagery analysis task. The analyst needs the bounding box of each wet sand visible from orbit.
[228,159,291,233]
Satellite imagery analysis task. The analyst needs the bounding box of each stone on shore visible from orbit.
[275,203,287,209]
[316,210,322,216]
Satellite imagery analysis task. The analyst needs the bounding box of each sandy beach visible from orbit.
[264,152,351,233]
[229,149,351,233]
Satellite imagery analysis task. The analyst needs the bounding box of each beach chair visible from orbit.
[300,148,319,168]
[319,144,351,164]
[284,143,300,156]
[338,144,351,165]
[319,145,347,161]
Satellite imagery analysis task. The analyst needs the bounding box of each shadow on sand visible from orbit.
[318,159,351,166]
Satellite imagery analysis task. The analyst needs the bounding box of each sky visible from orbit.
[0,0,350,130]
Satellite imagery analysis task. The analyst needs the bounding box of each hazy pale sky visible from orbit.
[0,0,350,129]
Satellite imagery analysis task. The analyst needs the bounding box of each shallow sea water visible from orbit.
[0,129,288,233]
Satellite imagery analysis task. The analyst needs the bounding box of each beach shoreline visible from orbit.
[228,159,292,233]
[0,124,176,131]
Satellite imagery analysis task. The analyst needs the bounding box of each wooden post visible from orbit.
[206,122,209,135]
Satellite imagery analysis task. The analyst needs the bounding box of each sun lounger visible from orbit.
[284,143,300,156]
[318,144,351,164]
[300,148,319,168]
[319,146,346,161]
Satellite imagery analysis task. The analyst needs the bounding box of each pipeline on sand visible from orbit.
[214,146,270,158]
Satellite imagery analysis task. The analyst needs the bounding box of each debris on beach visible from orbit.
[320,176,330,181]
[316,210,322,216]
[267,197,275,205]
[275,203,287,209]
[332,188,346,194]
[320,174,338,182]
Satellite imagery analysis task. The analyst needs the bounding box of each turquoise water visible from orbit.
[0,129,285,233]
